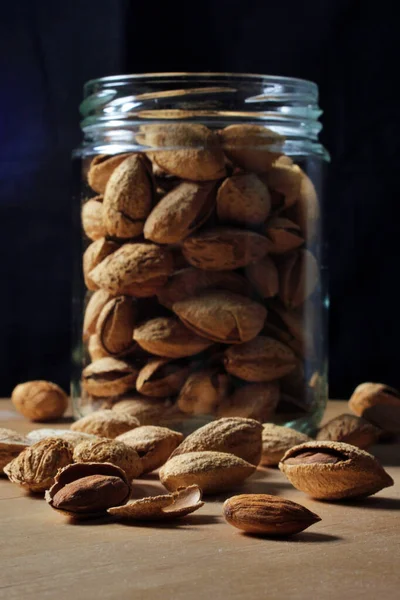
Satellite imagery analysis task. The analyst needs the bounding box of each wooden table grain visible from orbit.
[0,400,399,600]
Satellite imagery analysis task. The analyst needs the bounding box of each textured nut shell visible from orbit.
[0,428,30,473]
[103,154,153,239]
[89,243,173,295]
[87,153,133,193]
[223,494,321,536]
[279,440,394,500]
[289,170,320,240]
[261,424,311,466]
[279,249,319,309]
[116,426,183,473]
[144,181,216,244]
[182,227,270,271]
[246,256,279,299]
[88,334,111,361]
[224,336,297,382]
[217,382,279,422]
[11,381,68,422]
[82,357,138,398]
[159,451,256,494]
[71,409,139,438]
[157,268,250,309]
[81,198,106,241]
[73,439,142,480]
[170,417,262,465]
[265,161,302,208]
[137,123,226,180]
[219,125,284,172]
[177,369,230,415]
[216,174,271,225]
[120,276,168,298]
[45,462,131,519]
[348,382,400,433]
[133,317,213,358]
[316,414,381,449]
[4,438,73,493]
[83,289,114,341]
[83,238,119,291]
[96,296,137,356]
[136,359,190,397]
[265,217,304,255]
[112,396,172,425]
[173,291,267,344]
[108,485,204,520]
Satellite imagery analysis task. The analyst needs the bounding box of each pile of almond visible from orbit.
[80,122,322,426]
[1,380,398,536]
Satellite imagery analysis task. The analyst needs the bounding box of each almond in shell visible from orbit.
[81,358,138,398]
[83,238,119,291]
[217,382,279,422]
[136,359,190,397]
[219,125,284,173]
[87,153,133,193]
[348,382,400,433]
[177,368,230,415]
[96,296,137,356]
[116,425,183,473]
[81,197,106,241]
[73,438,143,480]
[246,256,279,299]
[133,317,213,358]
[71,409,140,439]
[216,173,271,226]
[260,423,311,466]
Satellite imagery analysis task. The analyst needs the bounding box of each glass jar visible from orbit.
[72,73,329,434]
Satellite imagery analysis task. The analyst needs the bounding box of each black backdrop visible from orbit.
[0,0,398,397]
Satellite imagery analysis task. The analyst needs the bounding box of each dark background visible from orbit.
[0,0,398,398]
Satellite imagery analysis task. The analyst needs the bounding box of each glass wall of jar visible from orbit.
[72,73,329,434]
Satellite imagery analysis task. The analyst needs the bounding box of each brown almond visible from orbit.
[159,451,256,494]
[216,173,271,226]
[11,381,69,422]
[81,197,106,241]
[81,357,138,398]
[133,317,213,358]
[83,238,119,291]
[73,438,143,480]
[224,336,297,382]
[177,368,230,415]
[96,296,137,356]
[260,423,311,466]
[279,440,394,500]
[116,425,183,473]
[4,439,73,493]
[144,181,216,244]
[173,291,267,344]
[246,256,279,299]
[108,485,204,521]
[45,462,131,518]
[103,154,153,239]
[83,289,114,341]
[265,217,304,254]
[287,169,320,240]
[87,153,133,193]
[265,160,302,208]
[279,249,319,308]
[219,125,284,172]
[157,268,250,309]
[348,382,400,433]
[316,414,381,449]
[88,334,111,361]
[71,409,139,438]
[217,382,279,422]
[182,227,270,271]
[170,417,262,465]
[89,243,174,296]
[136,123,226,180]
[136,359,190,397]
[223,494,321,536]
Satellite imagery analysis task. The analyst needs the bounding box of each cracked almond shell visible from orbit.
[182,227,270,271]
[83,289,115,341]
[170,417,262,465]
[133,317,213,358]
[116,425,183,473]
[348,382,400,433]
[224,336,297,382]
[81,357,138,398]
[108,485,203,521]
[159,451,256,494]
[265,159,302,208]
[173,291,267,344]
[177,368,230,415]
[71,409,140,438]
[265,217,304,255]
[89,243,173,296]
[103,154,153,239]
[87,153,133,193]
[316,413,381,449]
[144,180,216,244]
[279,440,394,500]
[96,296,137,356]
[136,123,226,180]
[136,359,190,397]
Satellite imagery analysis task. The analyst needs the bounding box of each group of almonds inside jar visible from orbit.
[2,379,398,534]
[81,123,321,425]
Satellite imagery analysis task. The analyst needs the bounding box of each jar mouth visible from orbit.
[80,72,326,158]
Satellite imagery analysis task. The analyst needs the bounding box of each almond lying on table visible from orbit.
[348,382,400,433]
[116,426,183,473]
[71,409,139,439]
[73,438,143,480]
[316,413,381,449]
[260,423,311,466]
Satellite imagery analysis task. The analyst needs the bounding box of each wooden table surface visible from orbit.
[0,400,399,600]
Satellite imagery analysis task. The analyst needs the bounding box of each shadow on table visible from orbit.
[369,442,400,466]
[240,531,342,543]
[111,513,222,530]
[335,495,400,511]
